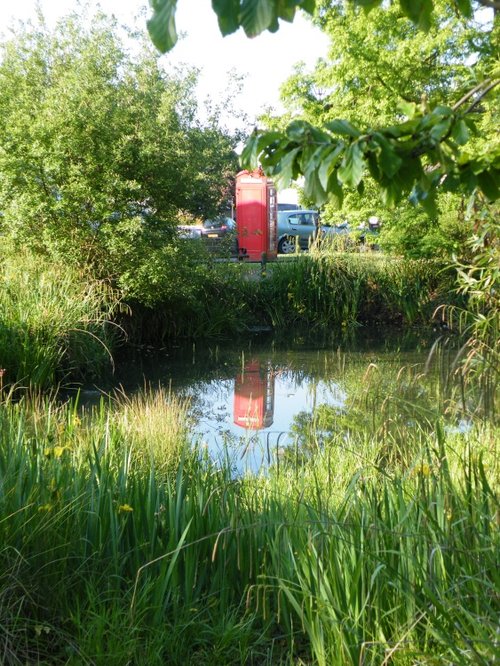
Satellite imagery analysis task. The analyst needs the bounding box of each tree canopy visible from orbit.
[148,0,499,211]
[0,13,239,261]
[0,11,242,305]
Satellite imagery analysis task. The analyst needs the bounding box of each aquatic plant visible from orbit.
[0,387,497,664]
[0,248,121,388]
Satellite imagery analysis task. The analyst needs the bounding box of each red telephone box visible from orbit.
[233,360,275,430]
[236,169,278,261]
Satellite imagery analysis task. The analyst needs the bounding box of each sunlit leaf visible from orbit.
[318,143,344,190]
[325,119,361,138]
[212,0,241,35]
[240,131,262,168]
[240,0,275,37]
[397,101,418,120]
[147,0,178,52]
[337,142,365,188]
[451,119,469,146]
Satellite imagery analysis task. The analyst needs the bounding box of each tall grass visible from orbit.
[251,254,453,334]
[0,384,497,664]
[119,254,454,344]
[0,249,121,388]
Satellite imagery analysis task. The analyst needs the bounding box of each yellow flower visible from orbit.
[53,445,70,458]
[118,504,133,513]
[418,462,431,477]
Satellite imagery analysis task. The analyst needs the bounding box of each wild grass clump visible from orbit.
[0,248,121,388]
[253,253,452,332]
[0,386,498,664]
[111,385,192,472]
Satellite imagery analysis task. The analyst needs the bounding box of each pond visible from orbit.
[79,329,471,473]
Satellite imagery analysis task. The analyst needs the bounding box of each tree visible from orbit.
[147,0,499,210]
[260,0,487,256]
[0,12,240,271]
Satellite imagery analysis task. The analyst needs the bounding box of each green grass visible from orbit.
[0,384,497,665]
[0,249,120,388]
[120,252,455,345]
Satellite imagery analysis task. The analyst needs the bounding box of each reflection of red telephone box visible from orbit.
[236,169,277,261]
[233,361,275,430]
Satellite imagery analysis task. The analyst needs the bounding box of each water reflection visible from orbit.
[233,360,275,430]
[188,354,348,473]
[72,331,486,473]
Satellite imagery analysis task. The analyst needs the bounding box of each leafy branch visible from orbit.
[146,0,499,208]
[147,0,493,53]
[240,86,500,212]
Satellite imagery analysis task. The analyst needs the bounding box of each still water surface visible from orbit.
[92,331,447,472]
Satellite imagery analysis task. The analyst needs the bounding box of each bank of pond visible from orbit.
[1,332,499,664]
[0,250,498,664]
[0,250,456,390]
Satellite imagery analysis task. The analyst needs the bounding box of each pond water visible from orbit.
[80,329,468,473]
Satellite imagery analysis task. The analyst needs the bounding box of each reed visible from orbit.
[251,254,451,334]
[0,249,120,388]
[0,384,497,664]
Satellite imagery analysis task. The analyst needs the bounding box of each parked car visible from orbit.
[201,216,238,255]
[177,224,202,239]
[277,210,348,254]
[277,203,301,211]
[201,216,236,240]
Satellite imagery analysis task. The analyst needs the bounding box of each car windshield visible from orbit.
[203,217,233,229]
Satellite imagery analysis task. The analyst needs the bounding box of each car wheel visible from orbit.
[278,236,297,254]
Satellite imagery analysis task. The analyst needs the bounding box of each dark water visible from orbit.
[78,329,463,473]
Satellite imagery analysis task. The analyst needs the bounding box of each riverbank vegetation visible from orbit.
[0,240,456,386]
[0,372,497,665]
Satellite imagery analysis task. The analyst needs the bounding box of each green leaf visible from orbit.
[327,173,344,208]
[355,0,384,9]
[372,133,403,178]
[410,181,438,217]
[451,119,469,146]
[240,131,262,169]
[399,0,433,30]
[212,0,241,35]
[338,142,365,188]
[397,101,417,120]
[304,161,327,205]
[273,146,301,185]
[477,170,500,201]
[275,0,297,22]
[318,143,344,190]
[454,0,472,18]
[429,117,452,142]
[147,0,178,53]
[298,0,316,14]
[325,119,362,138]
[286,120,309,141]
[240,0,275,37]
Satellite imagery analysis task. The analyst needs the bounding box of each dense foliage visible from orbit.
[149,1,499,215]
[259,0,492,256]
[0,12,239,281]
